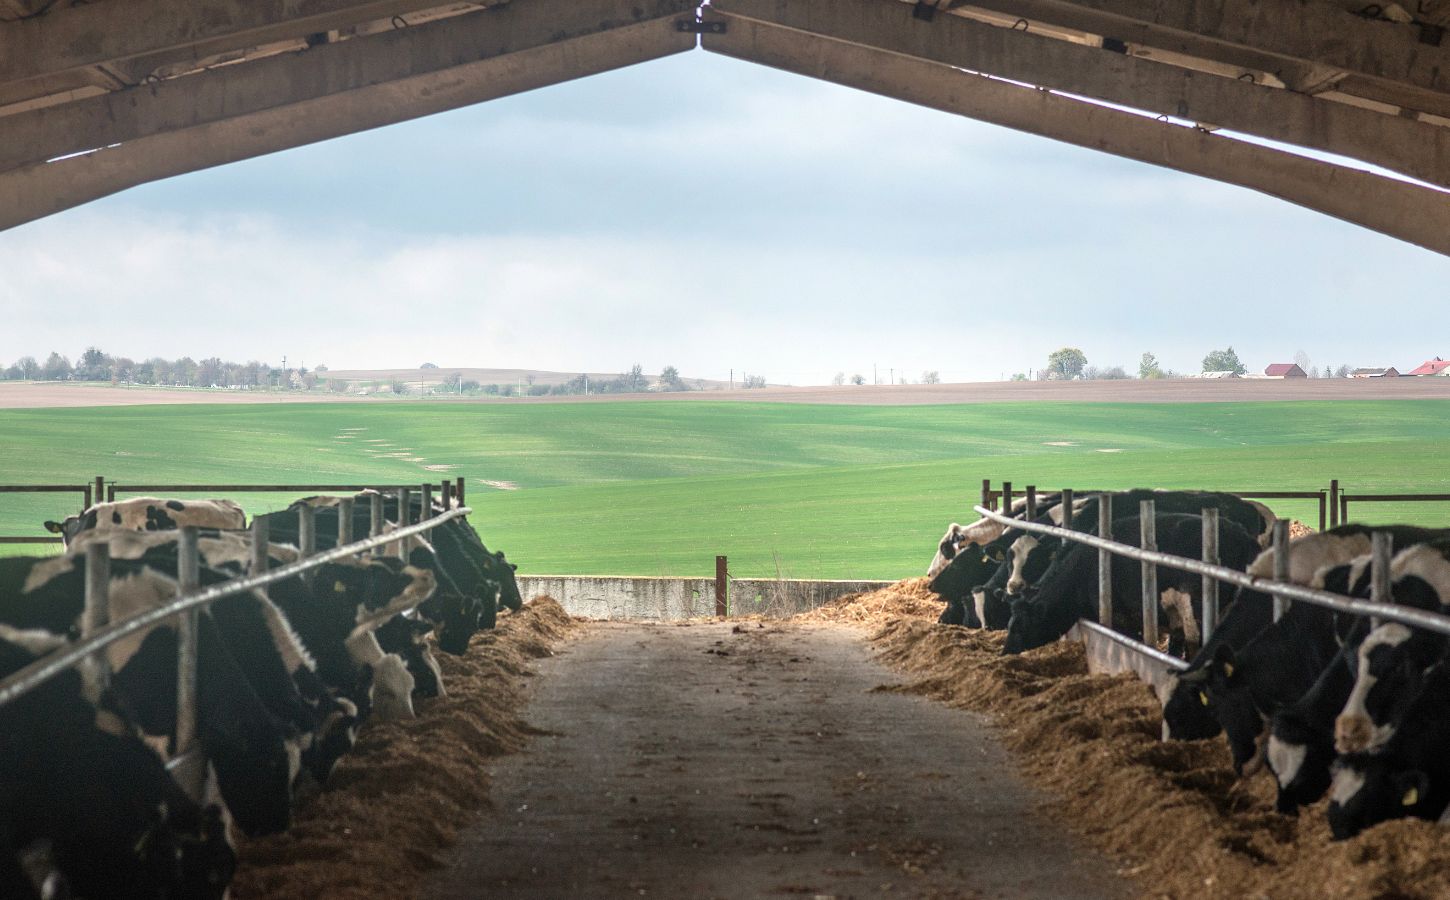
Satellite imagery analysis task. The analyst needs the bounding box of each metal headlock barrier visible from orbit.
[0,493,473,797]
[971,496,1450,671]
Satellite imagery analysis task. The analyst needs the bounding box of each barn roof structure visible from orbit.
[3,0,1450,251]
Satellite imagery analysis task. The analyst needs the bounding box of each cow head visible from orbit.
[43,512,93,545]
[145,802,236,900]
[1335,624,1429,755]
[1205,644,1269,775]
[1266,707,1336,815]
[1327,756,1430,840]
[1158,666,1223,742]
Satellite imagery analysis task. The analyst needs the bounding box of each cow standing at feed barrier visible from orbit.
[44,497,245,545]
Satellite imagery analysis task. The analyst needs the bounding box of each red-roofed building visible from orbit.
[1408,357,1450,376]
[1264,363,1307,378]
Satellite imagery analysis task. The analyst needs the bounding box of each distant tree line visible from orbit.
[1012,346,1362,382]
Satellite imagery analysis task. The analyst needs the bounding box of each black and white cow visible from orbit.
[0,626,236,900]
[0,554,301,837]
[925,493,1073,580]
[376,614,445,699]
[44,497,245,546]
[1330,541,1450,757]
[1328,659,1450,840]
[1003,513,1260,656]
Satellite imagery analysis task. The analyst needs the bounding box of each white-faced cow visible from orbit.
[44,498,245,546]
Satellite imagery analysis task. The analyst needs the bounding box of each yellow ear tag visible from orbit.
[1403,787,1419,806]
[1199,691,1209,706]
[1223,662,1235,678]
[334,580,347,593]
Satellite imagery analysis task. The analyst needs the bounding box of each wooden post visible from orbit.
[1370,531,1393,628]
[455,477,466,507]
[369,492,384,542]
[1329,479,1340,527]
[1271,520,1291,621]
[106,483,115,503]
[1025,485,1037,522]
[250,517,269,598]
[1318,493,1327,533]
[715,556,728,617]
[1097,493,1112,626]
[82,483,92,512]
[1201,508,1220,644]
[1340,493,1349,527]
[395,488,411,557]
[1140,500,1158,648]
[440,480,453,511]
[1001,481,1013,516]
[174,526,204,799]
[981,478,993,512]
[93,475,104,508]
[1060,488,1074,527]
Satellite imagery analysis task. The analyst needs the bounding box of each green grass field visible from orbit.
[2,399,1449,578]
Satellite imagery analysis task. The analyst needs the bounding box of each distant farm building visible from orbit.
[1350,367,1400,378]
[1197,371,1240,379]
[1407,357,1450,376]
[1263,363,1307,378]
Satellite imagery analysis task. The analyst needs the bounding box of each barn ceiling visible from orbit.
[1,0,1448,252]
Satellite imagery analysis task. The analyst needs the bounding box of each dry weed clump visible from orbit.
[230,596,574,900]
[793,577,942,625]
[865,592,1450,900]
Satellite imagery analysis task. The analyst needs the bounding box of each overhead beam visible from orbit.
[714,0,1450,188]
[0,0,695,173]
[701,13,1450,257]
[0,0,477,85]
[0,11,694,231]
[952,0,1450,107]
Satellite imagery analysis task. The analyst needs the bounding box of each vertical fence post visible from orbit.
[82,542,111,693]
[106,483,116,503]
[715,555,728,617]
[395,488,411,557]
[1271,520,1291,621]
[250,517,270,600]
[421,484,434,537]
[298,504,316,559]
[82,483,92,512]
[369,492,384,548]
[454,477,466,507]
[174,526,204,799]
[1140,500,1159,648]
[1060,488,1074,527]
[1001,482,1013,515]
[337,497,354,546]
[1329,479,1340,527]
[1201,508,1220,644]
[93,476,104,509]
[1340,493,1349,527]
[1098,493,1113,626]
[1370,531,1393,629]
[981,479,993,512]
[440,480,453,511]
[1318,493,1327,533]
[1025,485,1037,522]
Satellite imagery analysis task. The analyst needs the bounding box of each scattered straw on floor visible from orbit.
[846,580,1450,900]
[792,577,942,626]
[230,596,574,900]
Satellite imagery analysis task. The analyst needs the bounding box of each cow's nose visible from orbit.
[1006,577,1024,595]
[1335,714,1372,755]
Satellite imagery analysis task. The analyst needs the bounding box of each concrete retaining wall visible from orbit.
[515,575,894,620]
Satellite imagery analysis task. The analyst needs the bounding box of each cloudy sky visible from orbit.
[3,47,1448,384]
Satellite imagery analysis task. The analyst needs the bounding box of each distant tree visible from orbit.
[1294,349,1312,375]
[832,372,846,386]
[1044,347,1088,380]
[14,356,38,379]
[173,357,198,386]
[1010,373,1029,381]
[1334,364,1353,378]
[40,352,72,381]
[850,373,866,386]
[420,362,438,369]
[1086,365,1129,380]
[328,378,349,393]
[742,374,767,389]
[660,365,686,391]
[197,357,224,387]
[499,383,515,397]
[1139,352,1162,380]
[921,370,941,385]
[483,383,500,395]
[462,380,481,393]
[76,346,110,381]
[1,363,18,380]
[1201,346,1247,375]
[389,378,410,395]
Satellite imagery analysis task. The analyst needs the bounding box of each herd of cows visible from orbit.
[926,490,1450,840]
[0,494,521,899]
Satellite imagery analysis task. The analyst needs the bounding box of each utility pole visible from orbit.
[873,363,877,385]
[584,374,589,396]
[730,369,734,390]
[890,367,894,386]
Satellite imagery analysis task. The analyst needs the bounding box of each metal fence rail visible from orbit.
[971,500,1450,642]
[0,498,473,796]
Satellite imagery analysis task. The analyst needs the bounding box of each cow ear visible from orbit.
[1212,644,1237,681]
[44,520,63,534]
[1396,770,1429,807]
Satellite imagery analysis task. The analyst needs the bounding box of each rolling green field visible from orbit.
[2,399,1449,579]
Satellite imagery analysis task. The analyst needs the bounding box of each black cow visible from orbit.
[43,497,245,546]
[1328,659,1450,840]
[1003,513,1260,656]
[0,554,300,837]
[0,625,235,899]
[376,614,444,699]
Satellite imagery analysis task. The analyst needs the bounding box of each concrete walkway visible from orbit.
[424,621,1129,899]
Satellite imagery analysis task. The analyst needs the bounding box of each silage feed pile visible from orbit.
[831,580,1450,900]
[793,576,943,625]
[231,596,574,900]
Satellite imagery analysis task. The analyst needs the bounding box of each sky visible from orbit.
[2,47,1448,384]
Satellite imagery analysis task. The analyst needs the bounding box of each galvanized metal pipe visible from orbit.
[421,484,434,538]
[1272,520,1291,621]
[396,487,411,556]
[1201,508,1220,644]
[337,498,354,546]
[1097,493,1112,627]
[298,504,316,558]
[1140,500,1158,648]
[0,507,474,708]
[1025,485,1037,522]
[250,517,269,596]
[369,492,384,540]
[175,527,203,798]
[1060,488,1074,525]
[1371,531,1393,629]
[969,505,1450,638]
